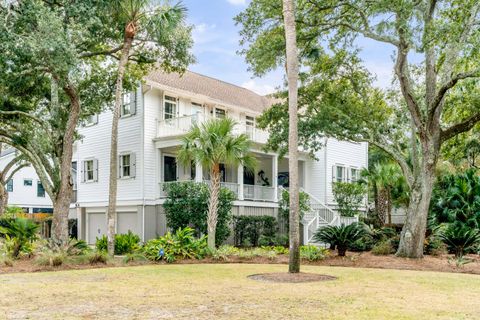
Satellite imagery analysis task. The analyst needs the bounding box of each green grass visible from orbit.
[0,264,479,319]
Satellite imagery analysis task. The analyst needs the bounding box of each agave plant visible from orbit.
[438,222,480,258]
[313,223,369,256]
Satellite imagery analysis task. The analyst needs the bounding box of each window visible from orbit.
[24,179,33,187]
[214,107,226,119]
[164,95,177,120]
[37,181,45,197]
[350,167,360,182]
[86,160,94,181]
[245,115,255,139]
[6,179,13,192]
[121,92,136,117]
[333,165,346,183]
[81,159,98,183]
[119,153,135,178]
[85,114,98,126]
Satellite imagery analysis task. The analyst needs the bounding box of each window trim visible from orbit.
[163,94,178,120]
[85,159,95,183]
[120,92,136,118]
[333,164,346,183]
[119,153,131,179]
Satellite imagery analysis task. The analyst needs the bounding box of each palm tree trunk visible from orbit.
[107,30,135,257]
[283,0,300,273]
[376,188,388,225]
[207,164,221,250]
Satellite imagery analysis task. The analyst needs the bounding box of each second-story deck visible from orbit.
[156,113,269,144]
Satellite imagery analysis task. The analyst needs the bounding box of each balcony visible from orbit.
[156,114,269,144]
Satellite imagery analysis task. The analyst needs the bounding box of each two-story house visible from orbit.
[1,70,367,244]
[72,70,368,244]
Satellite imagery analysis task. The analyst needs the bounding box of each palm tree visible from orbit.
[282,0,301,273]
[178,118,256,250]
[106,1,190,256]
[361,163,406,225]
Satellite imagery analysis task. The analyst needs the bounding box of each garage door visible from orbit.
[88,213,106,244]
[117,212,138,235]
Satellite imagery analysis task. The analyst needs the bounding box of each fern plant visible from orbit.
[438,222,480,257]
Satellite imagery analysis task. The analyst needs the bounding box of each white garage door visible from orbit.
[117,212,138,235]
[88,213,106,244]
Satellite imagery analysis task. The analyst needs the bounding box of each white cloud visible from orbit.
[241,80,276,95]
[227,0,248,6]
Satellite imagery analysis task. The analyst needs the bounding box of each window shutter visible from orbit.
[81,161,86,183]
[131,90,137,115]
[131,153,136,178]
[93,159,99,182]
[118,155,123,178]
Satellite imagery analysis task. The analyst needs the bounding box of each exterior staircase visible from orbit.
[300,189,358,245]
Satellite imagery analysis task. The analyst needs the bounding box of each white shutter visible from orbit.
[93,159,99,182]
[131,90,137,115]
[131,153,136,178]
[81,161,86,183]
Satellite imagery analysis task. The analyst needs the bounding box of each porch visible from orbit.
[156,147,305,202]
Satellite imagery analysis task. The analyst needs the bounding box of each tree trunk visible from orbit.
[283,0,300,274]
[52,80,80,245]
[0,183,8,215]
[107,32,135,257]
[396,159,436,258]
[376,188,388,225]
[207,164,221,250]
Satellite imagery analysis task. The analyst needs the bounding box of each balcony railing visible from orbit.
[158,180,276,202]
[156,114,269,144]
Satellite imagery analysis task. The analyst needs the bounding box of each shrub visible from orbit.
[332,182,366,217]
[279,189,310,231]
[438,222,480,257]
[96,231,140,255]
[233,215,277,247]
[86,251,109,264]
[371,240,394,255]
[314,223,368,256]
[142,227,208,263]
[0,218,39,258]
[211,245,240,261]
[35,251,67,267]
[300,245,329,261]
[163,181,234,245]
[424,235,448,256]
[123,252,149,264]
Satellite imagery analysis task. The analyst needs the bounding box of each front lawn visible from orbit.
[1,264,479,319]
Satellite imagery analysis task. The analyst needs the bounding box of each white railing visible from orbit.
[204,180,239,196]
[156,114,269,144]
[243,184,275,201]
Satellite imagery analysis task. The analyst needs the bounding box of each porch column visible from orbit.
[272,154,278,201]
[237,165,244,200]
[195,161,203,183]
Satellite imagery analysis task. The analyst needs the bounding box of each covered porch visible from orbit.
[156,146,305,202]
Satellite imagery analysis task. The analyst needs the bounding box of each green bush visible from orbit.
[86,251,109,264]
[332,182,366,217]
[233,215,277,247]
[35,251,67,267]
[438,222,480,257]
[279,189,310,231]
[314,223,368,256]
[371,240,394,255]
[0,218,39,258]
[96,231,140,255]
[123,252,149,264]
[300,245,329,261]
[142,227,208,263]
[424,234,448,256]
[163,181,234,245]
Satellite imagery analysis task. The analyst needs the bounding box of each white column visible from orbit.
[195,161,203,183]
[272,154,278,201]
[237,165,244,200]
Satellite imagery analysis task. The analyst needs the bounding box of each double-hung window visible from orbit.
[119,153,136,179]
[333,165,346,183]
[121,92,136,117]
[350,167,360,182]
[37,181,45,197]
[6,179,13,192]
[81,159,98,183]
[164,95,177,120]
[245,115,255,139]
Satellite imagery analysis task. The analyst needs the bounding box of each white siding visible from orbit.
[0,151,53,210]
[77,87,144,205]
[304,139,328,203]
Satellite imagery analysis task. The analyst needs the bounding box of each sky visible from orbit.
[182,0,399,95]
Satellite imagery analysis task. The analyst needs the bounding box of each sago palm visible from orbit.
[178,118,257,249]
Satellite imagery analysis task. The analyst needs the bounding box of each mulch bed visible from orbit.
[1,251,480,275]
[248,272,337,283]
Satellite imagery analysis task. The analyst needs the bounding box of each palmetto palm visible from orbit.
[178,118,257,249]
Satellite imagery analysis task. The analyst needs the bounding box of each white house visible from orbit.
[0,148,53,213]
[72,70,368,244]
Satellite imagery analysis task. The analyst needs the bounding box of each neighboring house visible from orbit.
[0,70,367,243]
[0,149,53,213]
[72,70,368,244]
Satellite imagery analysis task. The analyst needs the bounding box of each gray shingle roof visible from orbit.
[145,70,274,113]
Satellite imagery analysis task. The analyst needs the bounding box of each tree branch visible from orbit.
[441,112,480,143]
[0,110,45,125]
[79,45,124,58]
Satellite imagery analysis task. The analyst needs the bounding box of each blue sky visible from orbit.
[183,0,398,95]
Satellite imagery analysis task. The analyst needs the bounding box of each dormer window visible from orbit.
[214,107,226,119]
